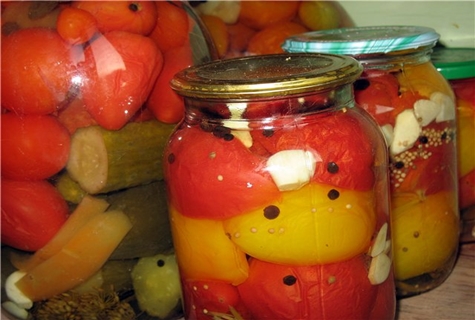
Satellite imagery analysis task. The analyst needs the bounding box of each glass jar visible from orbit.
[1,1,215,319]
[432,47,475,212]
[283,26,460,297]
[165,53,395,320]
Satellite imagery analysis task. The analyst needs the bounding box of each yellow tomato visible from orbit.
[169,206,248,285]
[457,99,475,176]
[396,62,454,99]
[223,183,376,266]
[392,191,459,281]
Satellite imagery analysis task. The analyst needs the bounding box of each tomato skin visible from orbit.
[182,279,250,320]
[1,179,69,252]
[148,0,190,53]
[80,31,163,130]
[164,125,281,219]
[146,45,192,124]
[237,256,391,320]
[250,109,377,191]
[56,6,99,45]
[1,113,71,180]
[1,28,76,115]
[392,121,458,195]
[71,1,158,35]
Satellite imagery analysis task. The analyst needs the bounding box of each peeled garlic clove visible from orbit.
[413,99,441,126]
[2,301,28,320]
[380,124,394,147]
[222,103,253,147]
[232,130,253,148]
[370,223,388,257]
[368,253,392,285]
[390,109,421,155]
[195,1,241,24]
[430,92,456,122]
[5,271,32,309]
[266,149,317,191]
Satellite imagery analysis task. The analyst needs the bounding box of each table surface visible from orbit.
[397,242,475,320]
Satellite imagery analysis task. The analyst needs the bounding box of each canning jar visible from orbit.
[432,47,475,212]
[1,1,215,319]
[283,26,460,297]
[165,53,395,320]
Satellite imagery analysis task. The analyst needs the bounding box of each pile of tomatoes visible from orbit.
[1,1,208,252]
[193,0,354,58]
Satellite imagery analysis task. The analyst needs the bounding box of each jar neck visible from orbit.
[183,84,356,124]
[353,46,434,70]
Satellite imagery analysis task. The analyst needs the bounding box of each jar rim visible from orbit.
[170,53,362,99]
[282,26,440,55]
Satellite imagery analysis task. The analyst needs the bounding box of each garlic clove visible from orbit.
[390,109,421,155]
[413,99,441,126]
[380,124,394,147]
[370,223,388,257]
[368,253,392,285]
[195,1,241,24]
[232,130,253,148]
[2,301,28,320]
[431,92,456,123]
[266,149,317,191]
[5,271,32,309]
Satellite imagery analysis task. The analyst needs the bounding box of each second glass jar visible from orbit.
[165,53,395,319]
[283,26,460,297]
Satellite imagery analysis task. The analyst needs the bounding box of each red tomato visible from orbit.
[1,113,71,180]
[250,109,377,191]
[1,179,69,252]
[451,78,475,107]
[80,31,163,130]
[148,0,190,53]
[354,71,400,126]
[182,279,250,320]
[237,256,393,320]
[1,28,76,115]
[392,121,457,196]
[459,169,475,209]
[146,44,192,124]
[164,125,281,219]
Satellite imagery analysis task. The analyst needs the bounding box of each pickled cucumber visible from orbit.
[107,181,173,260]
[55,172,88,204]
[66,120,175,194]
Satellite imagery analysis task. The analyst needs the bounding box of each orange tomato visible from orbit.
[200,14,229,58]
[1,28,75,115]
[71,1,157,35]
[56,6,98,45]
[238,1,300,30]
[227,22,256,54]
[247,21,308,55]
[148,0,190,53]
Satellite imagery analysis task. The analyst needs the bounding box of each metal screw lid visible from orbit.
[170,53,362,100]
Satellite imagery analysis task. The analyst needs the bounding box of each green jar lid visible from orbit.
[282,26,440,55]
[431,47,475,80]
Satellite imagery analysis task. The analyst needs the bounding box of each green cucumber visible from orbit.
[55,172,88,204]
[107,181,173,260]
[66,120,174,194]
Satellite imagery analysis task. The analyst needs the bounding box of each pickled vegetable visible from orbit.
[67,120,174,194]
[131,253,181,319]
[9,210,131,302]
[11,195,109,272]
[107,181,173,260]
